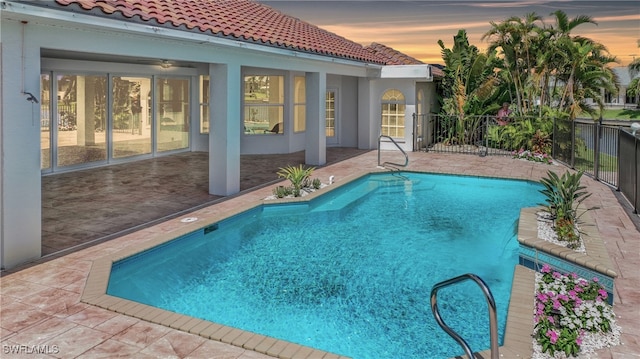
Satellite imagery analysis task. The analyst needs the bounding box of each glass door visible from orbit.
[112,76,152,159]
[156,77,190,152]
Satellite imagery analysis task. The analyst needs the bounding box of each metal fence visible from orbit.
[417,114,639,214]
[554,118,620,188]
[619,129,639,214]
[416,114,512,156]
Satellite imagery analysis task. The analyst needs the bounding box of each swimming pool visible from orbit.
[107,172,544,358]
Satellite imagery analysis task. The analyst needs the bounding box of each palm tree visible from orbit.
[437,30,501,145]
[482,13,544,116]
[438,30,500,117]
[557,39,618,119]
[627,44,640,100]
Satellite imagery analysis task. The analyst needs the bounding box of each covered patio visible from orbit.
[41,148,369,257]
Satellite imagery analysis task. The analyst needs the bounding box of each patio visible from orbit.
[1,150,638,358]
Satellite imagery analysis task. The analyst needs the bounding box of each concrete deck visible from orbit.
[1,150,638,358]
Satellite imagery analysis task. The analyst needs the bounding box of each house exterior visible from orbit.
[0,0,442,269]
[603,67,640,108]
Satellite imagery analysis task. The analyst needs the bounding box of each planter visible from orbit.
[517,206,617,304]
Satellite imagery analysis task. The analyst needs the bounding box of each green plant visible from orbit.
[272,185,293,198]
[538,170,592,222]
[312,178,321,190]
[534,264,615,357]
[277,164,315,197]
[555,218,580,248]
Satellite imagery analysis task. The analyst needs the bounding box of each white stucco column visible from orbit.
[358,77,376,149]
[76,76,96,145]
[305,71,326,166]
[209,63,241,195]
[1,21,42,269]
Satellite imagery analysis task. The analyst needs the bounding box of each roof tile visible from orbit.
[52,0,388,64]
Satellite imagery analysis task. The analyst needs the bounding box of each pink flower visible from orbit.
[568,290,577,300]
[552,271,562,279]
[547,316,555,324]
[598,289,608,299]
[537,293,548,302]
[546,330,559,344]
[571,273,578,279]
[576,336,583,346]
[592,277,599,283]
[553,300,562,310]
[541,264,552,273]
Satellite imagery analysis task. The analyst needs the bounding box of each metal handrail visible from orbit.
[430,273,499,359]
[378,134,409,168]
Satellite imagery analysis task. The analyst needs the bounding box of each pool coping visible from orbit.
[80,170,551,359]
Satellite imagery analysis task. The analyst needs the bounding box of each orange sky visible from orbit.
[264,1,640,67]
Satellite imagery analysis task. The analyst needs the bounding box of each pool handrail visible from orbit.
[430,273,499,359]
[378,134,409,168]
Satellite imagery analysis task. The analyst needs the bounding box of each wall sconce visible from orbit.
[160,60,171,69]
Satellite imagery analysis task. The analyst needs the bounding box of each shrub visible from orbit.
[272,185,293,198]
[277,164,316,197]
[539,170,592,222]
[554,218,580,249]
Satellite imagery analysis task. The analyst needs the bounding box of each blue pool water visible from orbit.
[107,172,544,358]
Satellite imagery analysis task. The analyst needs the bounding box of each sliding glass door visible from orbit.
[41,71,192,172]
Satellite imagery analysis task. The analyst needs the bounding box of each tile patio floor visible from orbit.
[1,150,639,358]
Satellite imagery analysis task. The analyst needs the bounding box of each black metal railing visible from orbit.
[418,114,513,156]
[419,114,639,213]
[619,129,639,213]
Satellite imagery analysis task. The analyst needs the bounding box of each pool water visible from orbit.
[107,172,544,358]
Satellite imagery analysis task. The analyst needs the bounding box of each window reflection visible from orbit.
[55,74,108,167]
[157,77,189,152]
[244,75,284,134]
[112,76,151,158]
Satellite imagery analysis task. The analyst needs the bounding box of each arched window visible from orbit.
[381,89,405,138]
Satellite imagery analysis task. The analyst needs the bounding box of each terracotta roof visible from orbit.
[365,42,443,77]
[365,42,424,66]
[51,0,386,64]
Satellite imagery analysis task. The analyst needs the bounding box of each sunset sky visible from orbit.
[263,1,640,67]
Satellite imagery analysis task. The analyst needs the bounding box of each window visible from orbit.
[200,75,210,134]
[244,75,284,134]
[156,77,189,152]
[112,76,152,158]
[41,74,51,170]
[41,67,193,173]
[53,74,108,168]
[325,90,335,137]
[294,76,306,132]
[381,89,405,138]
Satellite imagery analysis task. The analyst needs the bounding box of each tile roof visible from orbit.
[365,42,424,66]
[52,0,387,64]
[365,42,444,77]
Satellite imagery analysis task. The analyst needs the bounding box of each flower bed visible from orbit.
[532,264,620,358]
[513,149,553,164]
